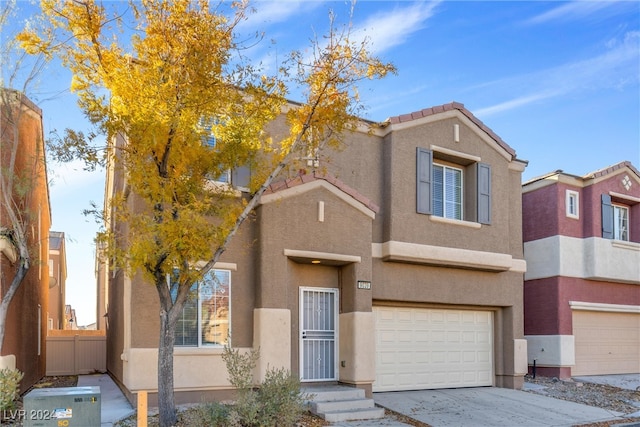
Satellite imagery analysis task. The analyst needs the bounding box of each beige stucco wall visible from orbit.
[121,347,246,392]
[379,115,523,256]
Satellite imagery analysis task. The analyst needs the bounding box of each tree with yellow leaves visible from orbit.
[20,1,395,425]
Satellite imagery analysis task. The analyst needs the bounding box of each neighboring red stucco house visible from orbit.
[522,162,640,378]
[48,231,67,330]
[104,101,529,406]
[0,89,51,391]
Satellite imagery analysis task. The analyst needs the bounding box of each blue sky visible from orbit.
[6,1,639,326]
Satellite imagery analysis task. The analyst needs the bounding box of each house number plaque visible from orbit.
[357,280,371,290]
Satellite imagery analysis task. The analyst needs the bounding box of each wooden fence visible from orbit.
[46,330,107,376]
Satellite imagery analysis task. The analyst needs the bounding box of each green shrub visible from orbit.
[221,345,260,392]
[217,345,309,427]
[193,401,231,427]
[256,367,308,427]
[0,368,24,411]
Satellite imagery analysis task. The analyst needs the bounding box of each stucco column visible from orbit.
[338,311,375,395]
[253,308,291,382]
[495,306,526,389]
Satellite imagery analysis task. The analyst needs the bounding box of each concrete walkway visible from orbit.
[77,374,134,427]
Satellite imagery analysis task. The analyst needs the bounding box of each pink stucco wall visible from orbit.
[525,276,640,336]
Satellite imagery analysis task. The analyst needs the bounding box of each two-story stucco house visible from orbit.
[523,162,640,378]
[105,102,528,405]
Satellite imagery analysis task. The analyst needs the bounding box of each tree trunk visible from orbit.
[157,306,177,427]
[0,258,29,354]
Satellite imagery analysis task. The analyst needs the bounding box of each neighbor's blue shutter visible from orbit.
[601,194,614,239]
[417,148,433,214]
[477,163,492,224]
[232,166,251,190]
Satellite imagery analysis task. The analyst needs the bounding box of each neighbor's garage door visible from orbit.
[373,306,493,392]
[572,311,640,376]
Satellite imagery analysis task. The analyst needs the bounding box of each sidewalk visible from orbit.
[77,374,134,427]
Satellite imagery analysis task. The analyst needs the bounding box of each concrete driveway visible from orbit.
[373,386,627,427]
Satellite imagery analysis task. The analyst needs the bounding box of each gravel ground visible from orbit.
[524,375,640,426]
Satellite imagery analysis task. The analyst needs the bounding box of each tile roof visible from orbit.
[384,101,517,158]
[264,171,380,213]
[584,161,640,180]
[523,161,639,187]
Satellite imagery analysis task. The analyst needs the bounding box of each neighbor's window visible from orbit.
[566,190,579,219]
[172,269,231,347]
[200,118,231,184]
[613,204,629,241]
[433,164,463,220]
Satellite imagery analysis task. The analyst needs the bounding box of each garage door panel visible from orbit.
[573,311,640,376]
[374,307,493,392]
[431,331,446,342]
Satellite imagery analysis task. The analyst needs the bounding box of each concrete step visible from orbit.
[304,386,385,422]
[304,386,365,402]
[312,397,376,413]
[321,407,386,423]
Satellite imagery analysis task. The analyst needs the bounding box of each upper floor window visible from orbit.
[613,204,629,241]
[433,164,463,220]
[171,269,231,347]
[602,194,631,242]
[417,148,491,224]
[566,190,579,219]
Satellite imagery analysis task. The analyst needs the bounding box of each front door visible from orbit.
[300,287,338,382]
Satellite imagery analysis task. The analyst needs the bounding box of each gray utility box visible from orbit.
[23,386,101,427]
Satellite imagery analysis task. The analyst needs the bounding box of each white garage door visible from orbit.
[573,311,640,376]
[373,307,493,392]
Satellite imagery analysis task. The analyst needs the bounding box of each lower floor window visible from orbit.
[174,269,230,347]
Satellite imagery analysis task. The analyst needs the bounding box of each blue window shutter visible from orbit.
[477,163,491,224]
[232,166,251,190]
[416,148,433,214]
[601,194,614,239]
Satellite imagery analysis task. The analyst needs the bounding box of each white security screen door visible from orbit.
[300,287,338,381]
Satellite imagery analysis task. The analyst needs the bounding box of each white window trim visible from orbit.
[613,204,630,242]
[173,268,232,348]
[433,162,464,220]
[566,190,579,219]
[429,215,482,229]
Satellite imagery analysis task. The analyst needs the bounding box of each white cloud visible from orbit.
[237,0,324,31]
[475,31,639,117]
[474,92,558,117]
[525,0,629,25]
[353,1,440,54]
